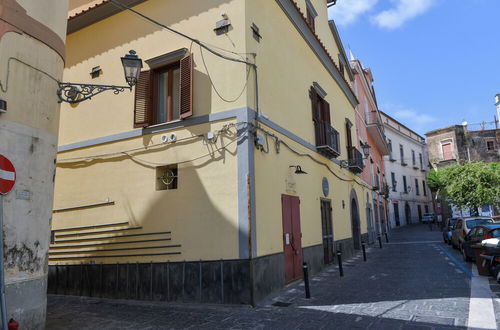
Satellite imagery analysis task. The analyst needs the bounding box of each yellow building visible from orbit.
[50,0,373,304]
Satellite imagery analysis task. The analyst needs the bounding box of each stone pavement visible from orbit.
[46,225,480,329]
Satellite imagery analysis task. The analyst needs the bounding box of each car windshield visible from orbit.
[466,218,493,229]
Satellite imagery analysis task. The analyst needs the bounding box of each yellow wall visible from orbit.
[60,0,249,145]
[52,119,239,264]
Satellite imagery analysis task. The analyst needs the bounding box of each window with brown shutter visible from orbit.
[311,86,339,157]
[133,51,194,128]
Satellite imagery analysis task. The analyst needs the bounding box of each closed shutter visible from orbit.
[134,70,152,128]
[310,87,319,121]
[179,53,193,119]
[322,101,331,124]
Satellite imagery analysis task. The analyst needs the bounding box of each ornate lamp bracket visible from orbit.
[57,82,132,104]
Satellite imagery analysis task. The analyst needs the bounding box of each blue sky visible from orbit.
[328,0,500,136]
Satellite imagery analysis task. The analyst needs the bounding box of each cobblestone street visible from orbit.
[46,225,496,329]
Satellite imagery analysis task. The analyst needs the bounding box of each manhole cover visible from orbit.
[272,301,292,307]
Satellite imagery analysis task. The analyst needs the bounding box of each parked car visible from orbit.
[442,217,459,244]
[460,224,500,261]
[451,217,494,249]
[421,213,435,224]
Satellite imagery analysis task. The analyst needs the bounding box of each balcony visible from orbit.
[365,111,390,155]
[347,147,364,173]
[315,121,340,158]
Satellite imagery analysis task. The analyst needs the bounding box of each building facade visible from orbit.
[381,112,433,227]
[426,122,500,218]
[48,0,375,305]
[0,0,68,328]
[350,58,390,241]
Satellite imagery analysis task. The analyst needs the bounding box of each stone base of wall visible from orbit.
[48,244,330,306]
[6,276,47,330]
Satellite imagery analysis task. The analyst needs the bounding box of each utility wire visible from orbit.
[0,57,60,93]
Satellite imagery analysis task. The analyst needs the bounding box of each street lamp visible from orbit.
[57,50,143,104]
[361,142,371,159]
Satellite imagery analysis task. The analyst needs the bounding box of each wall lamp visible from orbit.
[290,165,307,174]
[361,142,371,159]
[57,50,143,104]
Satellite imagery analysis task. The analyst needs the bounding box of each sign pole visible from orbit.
[0,195,7,330]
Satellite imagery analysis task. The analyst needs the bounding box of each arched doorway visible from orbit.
[351,197,361,250]
[405,202,411,224]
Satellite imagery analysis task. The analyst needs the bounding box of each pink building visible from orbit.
[350,58,390,242]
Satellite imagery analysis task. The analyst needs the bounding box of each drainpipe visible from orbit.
[0,195,7,329]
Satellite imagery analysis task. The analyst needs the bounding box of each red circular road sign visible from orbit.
[0,155,16,195]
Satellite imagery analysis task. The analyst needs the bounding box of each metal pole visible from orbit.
[384,232,389,243]
[337,251,344,277]
[378,235,383,249]
[302,263,310,298]
[0,195,8,330]
[362,243,367,262]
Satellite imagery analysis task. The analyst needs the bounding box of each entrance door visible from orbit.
[394,203,400,226]
[320,200,334,264]
[417,205,422,222]
[366,206,375,244]
[281,195,303,283]
[351,198,361,250]
[405,203,411,224]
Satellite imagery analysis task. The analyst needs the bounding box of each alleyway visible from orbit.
[46,225,499,329]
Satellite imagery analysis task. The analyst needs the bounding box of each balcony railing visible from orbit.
[347,146,364,173]
[365,111,382,126]
[315,121,340,158]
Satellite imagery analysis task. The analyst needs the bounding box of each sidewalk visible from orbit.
[47,225,472,329]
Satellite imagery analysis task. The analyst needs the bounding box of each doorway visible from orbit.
[417,205,422,222]
[320,200,334,264]
[405,202,411,224]
[281,194,303,283]
[351,198,361,250]
[394,203,400,227]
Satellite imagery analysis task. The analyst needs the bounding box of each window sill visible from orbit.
[148,119,182,129]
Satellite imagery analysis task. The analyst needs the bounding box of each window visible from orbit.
[419,153,423,169]
[134,50,193,127]
[400,144,406,165]
[403,175,407,193]
[441,139,453,160]
[305,0,317,32]
[487,140,495,151]
[156,164,178,190]
[415,178,420,195]
[412,150,416,166]
[391,172,397,192]
[311,85,339,156]
[422,181,427,196]
[388,139,393,159]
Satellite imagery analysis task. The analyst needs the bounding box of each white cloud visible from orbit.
[372,0,437,29]
[329,0,378,26]
[392,109,436,133]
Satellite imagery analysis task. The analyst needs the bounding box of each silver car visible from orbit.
[451,217,494,249]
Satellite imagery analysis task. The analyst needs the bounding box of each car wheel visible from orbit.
[462,246,472,262]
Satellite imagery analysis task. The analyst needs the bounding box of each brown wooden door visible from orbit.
[281,195,303,283]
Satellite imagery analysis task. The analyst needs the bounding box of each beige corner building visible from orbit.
[0,0,68,328]
[51,0,374,305]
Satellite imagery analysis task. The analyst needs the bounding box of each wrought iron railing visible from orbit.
[347,146,364,173]
[315,121,340,157]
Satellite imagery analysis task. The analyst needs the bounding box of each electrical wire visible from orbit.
[199,44,251,103]
[0,57,60,93]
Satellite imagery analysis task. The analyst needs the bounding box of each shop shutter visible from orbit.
[134,70,152,128]
[179,53,193,119]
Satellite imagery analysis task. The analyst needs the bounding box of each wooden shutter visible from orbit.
[310,87,319,121]
[134,70,152,128]
[322,101,331,124]
[179,53,193,119]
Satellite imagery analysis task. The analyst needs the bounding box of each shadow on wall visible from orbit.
[66,0,237,68]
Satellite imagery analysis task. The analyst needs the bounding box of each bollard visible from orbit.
[362,243,367,262]
[378,235,383,249]
[384,232,389,243]
[337,251,344,277]
[302,263,311,299]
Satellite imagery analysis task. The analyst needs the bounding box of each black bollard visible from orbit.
[378,235,383,249]
[302,263,311,299]
[362,243,367,262]
[384,232,389,243]
[337,251,344,277]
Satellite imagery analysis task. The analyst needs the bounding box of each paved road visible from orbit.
[47,225,494,329]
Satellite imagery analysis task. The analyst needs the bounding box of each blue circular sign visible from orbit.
[322,177,329,197]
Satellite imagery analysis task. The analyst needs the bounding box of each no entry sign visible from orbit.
[0,155,16,195]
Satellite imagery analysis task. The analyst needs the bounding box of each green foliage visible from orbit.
[427,169,444,192]
[433,162,500,210]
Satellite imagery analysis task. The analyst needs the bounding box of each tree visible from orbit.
[430,162,500,211]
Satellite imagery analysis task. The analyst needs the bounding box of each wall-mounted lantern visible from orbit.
[290,165,307,174]
[57,50,143,104]
[361,142,371,159]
